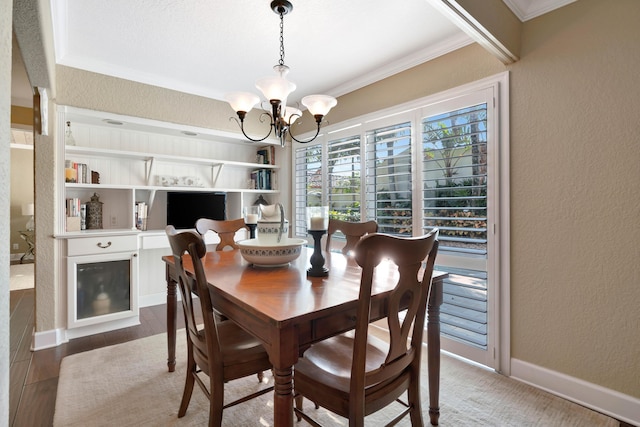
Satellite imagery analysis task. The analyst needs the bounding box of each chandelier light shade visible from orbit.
[225,0,337,147]
[224,92,260,118]
[301,95,338,117]
[255,64,296,103]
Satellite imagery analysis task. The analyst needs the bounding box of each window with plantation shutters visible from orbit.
[327,135,361,221]
[292,74,508,370]
[422,103,490,352]
[294,144,322,235]
[422,104,488,255]
[365,122,413,236]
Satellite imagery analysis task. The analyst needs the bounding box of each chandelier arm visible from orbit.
[289,121,322,144]
[229,116,274,143]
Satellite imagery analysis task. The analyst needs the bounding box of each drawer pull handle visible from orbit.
[97,241,112,249]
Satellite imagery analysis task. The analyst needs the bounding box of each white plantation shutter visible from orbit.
[327,135,361,221]
[422,103,488,255]
[294,144,322,236]
[365,122,413,236]
[421,103,489,351]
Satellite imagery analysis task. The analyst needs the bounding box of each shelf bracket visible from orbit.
[211,163,224,187]
[148,189,157,211]
[145,157,155,186]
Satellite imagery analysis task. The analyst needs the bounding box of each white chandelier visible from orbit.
[224,0,337,148]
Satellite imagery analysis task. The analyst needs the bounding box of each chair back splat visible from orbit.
[165,226,272,427]
[325,218,378,255]
[294,229,439,427]
[195,218,248,251]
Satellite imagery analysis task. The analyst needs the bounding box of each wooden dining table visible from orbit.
[162,246,447,426]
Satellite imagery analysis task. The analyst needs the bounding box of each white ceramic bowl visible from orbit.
[237,237,305,267]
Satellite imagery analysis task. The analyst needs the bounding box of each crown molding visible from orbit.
[502,0,577,21]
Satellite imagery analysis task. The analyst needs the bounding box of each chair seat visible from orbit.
[193,320,271,381]
[219,321,270,365]
[294,332,398,415]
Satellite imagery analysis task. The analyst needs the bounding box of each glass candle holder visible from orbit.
[306,206,329,231]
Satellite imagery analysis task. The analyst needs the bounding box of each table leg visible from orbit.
[273,366,294,427]
[428,278,443,426]
[166,265,177,372]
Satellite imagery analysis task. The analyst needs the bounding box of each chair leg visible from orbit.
[209,379,225,427]
[257,371,264,382]
[407,378,424,427]
[294,394,303,422]
[178,358,196,417]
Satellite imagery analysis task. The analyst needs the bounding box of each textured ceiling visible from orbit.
[12,0,575,110]
[50,0,472,105]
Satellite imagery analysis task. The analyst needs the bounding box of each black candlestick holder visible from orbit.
[307,229,329,277]
[246,223,257,239]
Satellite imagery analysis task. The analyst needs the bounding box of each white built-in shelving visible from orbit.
[57,106,282,235]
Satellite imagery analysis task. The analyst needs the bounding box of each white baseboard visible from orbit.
[32,327,68,351]
[31,294,181,351]
[32,317,142,350]
[65,316,141,340]
[511,358,640,426]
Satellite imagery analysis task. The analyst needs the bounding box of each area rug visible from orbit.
[10,263,34,291]
[54,330,617,426]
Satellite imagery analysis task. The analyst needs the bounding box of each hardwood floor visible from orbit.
[9,288,633,427]
[8,288,185,427]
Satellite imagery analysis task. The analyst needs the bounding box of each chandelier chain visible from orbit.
[279,11,285,66]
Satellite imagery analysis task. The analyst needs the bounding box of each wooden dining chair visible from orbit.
[165,226,273,427]
[294,229,439,427]
[325,218,378,255]
[195,218,248,251]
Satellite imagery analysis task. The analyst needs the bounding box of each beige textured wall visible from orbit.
[56,66,269,137]
[327,43,504,124]
[13,0,61,336]
[509,0,640,397]
[456,0,522,59]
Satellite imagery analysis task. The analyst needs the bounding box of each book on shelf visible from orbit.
[135,201,148,231]
[65,197,82,231]
[66,197,81,217]
[256,145,275,165]
[80,204,87,230]
[65,160,92,183]
[251,168,276,190]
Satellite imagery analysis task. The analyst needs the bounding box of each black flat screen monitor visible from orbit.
[166,192,226,229]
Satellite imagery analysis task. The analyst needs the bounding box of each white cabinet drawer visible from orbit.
[139,233,169,250]
[67,235,137,257]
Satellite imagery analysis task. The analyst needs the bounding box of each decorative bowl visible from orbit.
[237,237,305,267]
